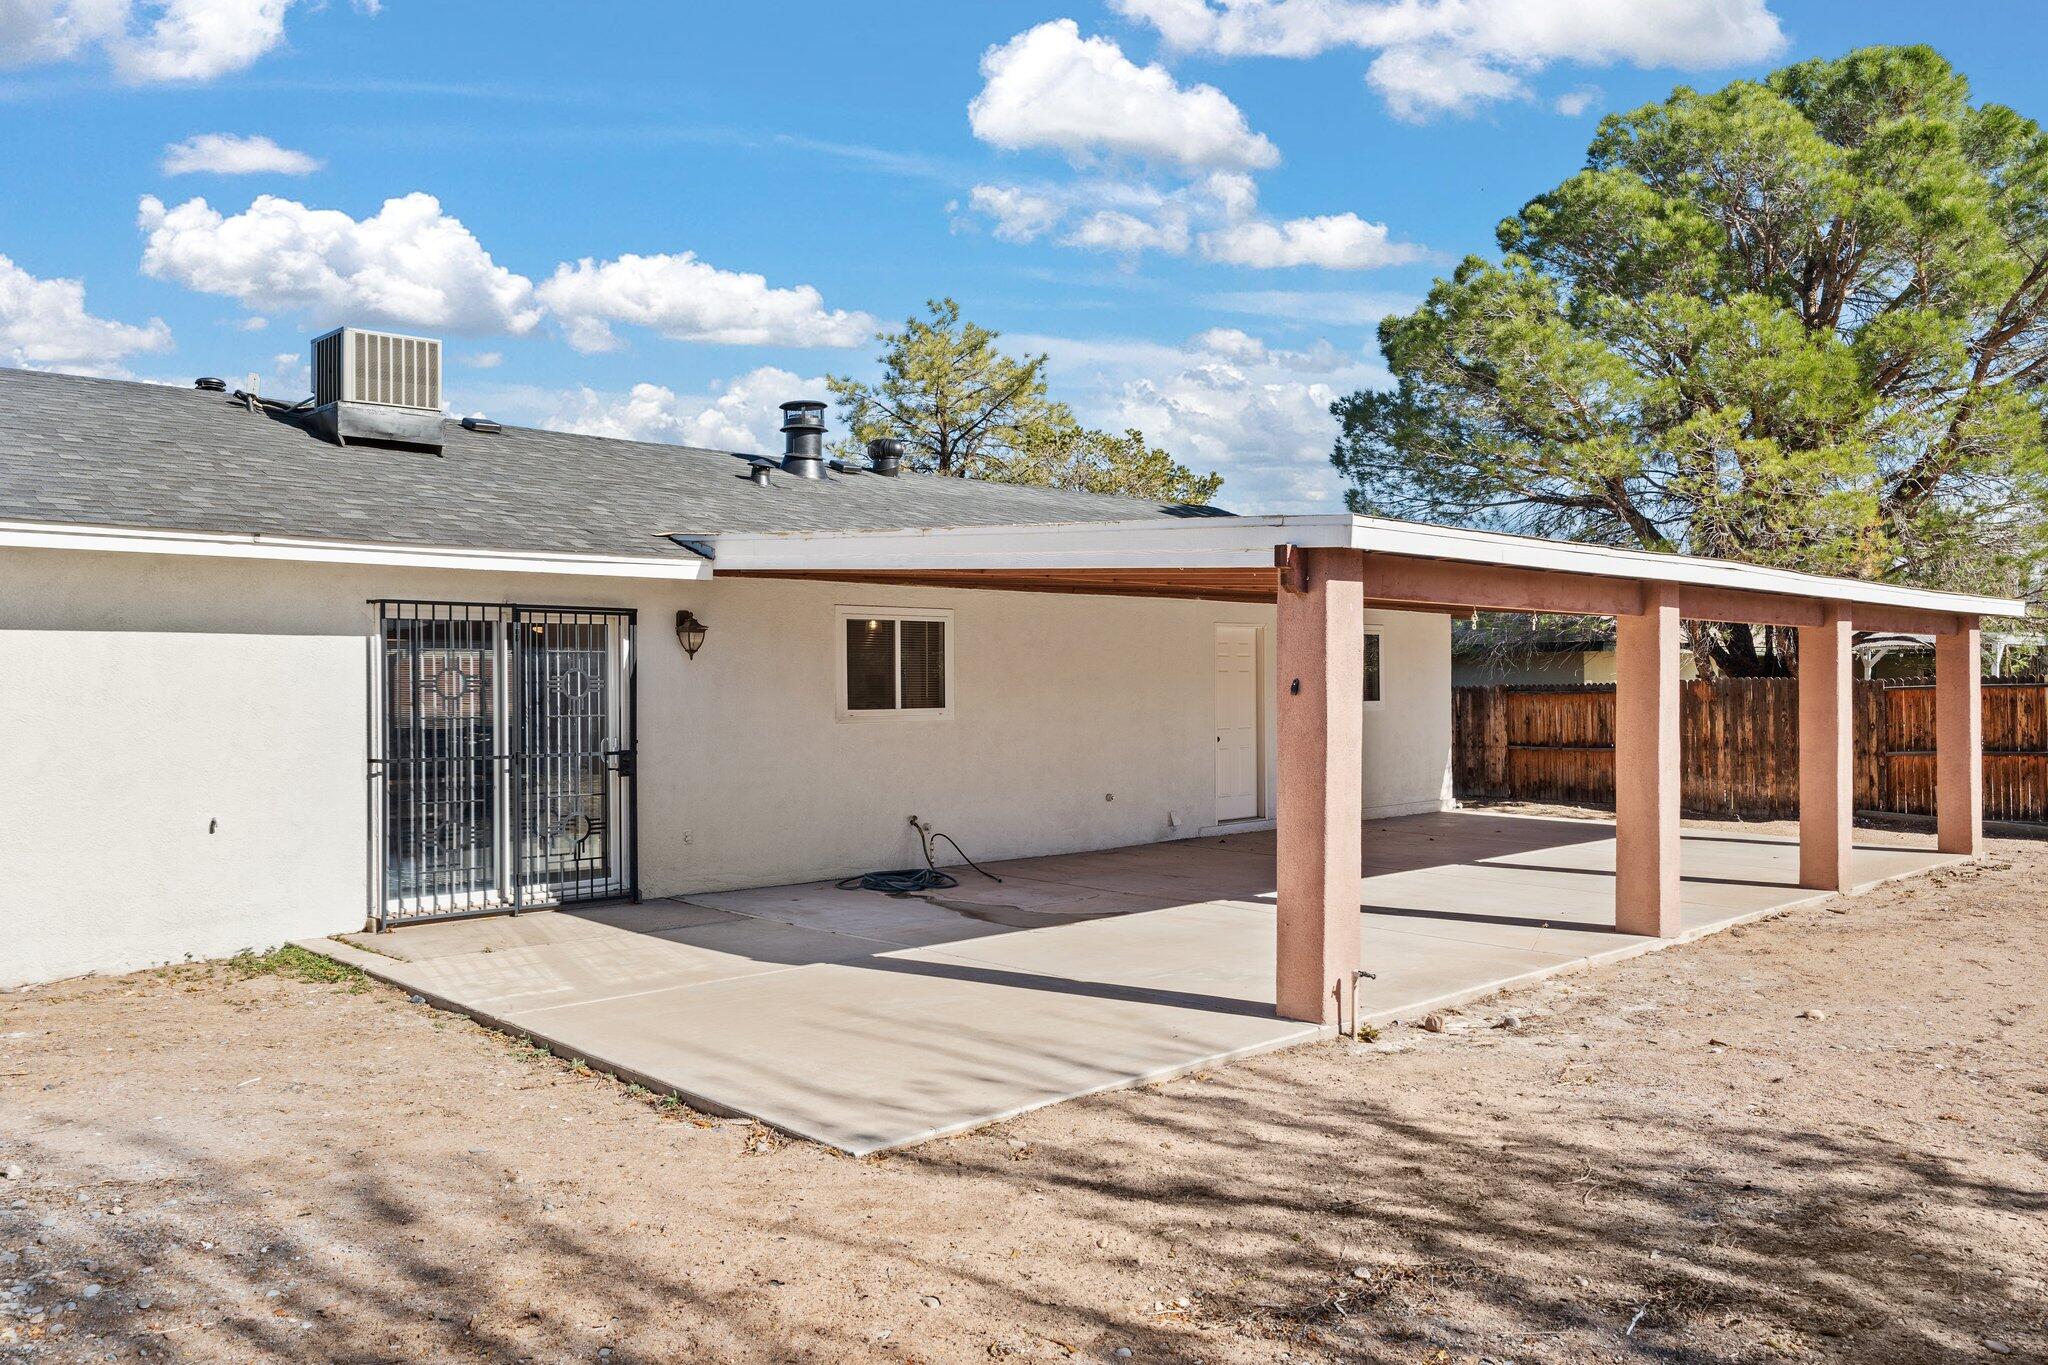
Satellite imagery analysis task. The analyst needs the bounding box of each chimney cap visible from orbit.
[779,400,826,430]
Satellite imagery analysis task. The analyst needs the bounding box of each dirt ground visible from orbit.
[4,809,2045,1364]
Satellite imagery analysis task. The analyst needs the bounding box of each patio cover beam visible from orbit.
[1677,586,1970,637]
[1356,557,1977,634]
[723,560,1982,639]
[719,566,1490,616]
[716,567,1281,603]
[701,515,2022,622]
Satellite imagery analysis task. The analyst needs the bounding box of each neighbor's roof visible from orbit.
[1452,619,1617,655]
[0,367,1223,573]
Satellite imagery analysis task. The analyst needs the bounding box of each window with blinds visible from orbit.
[900,620,946,709]
[846,618,898,710]
[838,609,951,718]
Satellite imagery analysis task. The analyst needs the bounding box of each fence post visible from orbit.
[1483,686,1509,797]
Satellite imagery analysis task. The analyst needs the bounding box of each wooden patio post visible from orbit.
[1614,582,1680,937]
[1936,623,1984,856]
[1798,603,1854,891]
[1274,546,1364,1025]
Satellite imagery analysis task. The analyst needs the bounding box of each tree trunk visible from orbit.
[1694,621,1794,679]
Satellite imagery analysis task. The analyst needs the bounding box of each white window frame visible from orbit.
[834,606,955,722]
[1362,625,1386,711]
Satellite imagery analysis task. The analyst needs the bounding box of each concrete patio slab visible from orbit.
[310,810,1961,1155]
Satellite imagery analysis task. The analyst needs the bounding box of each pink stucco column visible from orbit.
[1614,582,1681,937]
[1274,547,1364,1025]
[1936,623,1984,856]
[1798,603,1854,891]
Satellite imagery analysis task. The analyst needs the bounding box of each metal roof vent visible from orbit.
[778,400,828,480]
[309,326,444,451]
[866,438,905,476]
[194,376,226,392]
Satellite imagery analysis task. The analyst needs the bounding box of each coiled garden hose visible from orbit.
[836,817,1005,896]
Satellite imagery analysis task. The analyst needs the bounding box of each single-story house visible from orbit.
[1449,618,1706,686]
[1453,619,1619,686]
[2,329,2025,1036]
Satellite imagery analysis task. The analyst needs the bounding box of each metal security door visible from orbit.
[372,601,637,927]
[508,607,637,909]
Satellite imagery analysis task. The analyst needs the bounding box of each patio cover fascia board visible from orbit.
[699,514,2027,625]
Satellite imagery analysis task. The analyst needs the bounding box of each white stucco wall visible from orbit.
[1363,608,1456,816]
[1,547,1452,986]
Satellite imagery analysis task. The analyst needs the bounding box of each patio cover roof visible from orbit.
[695,514,2027,633]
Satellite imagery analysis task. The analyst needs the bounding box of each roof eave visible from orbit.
[0,519,714,581]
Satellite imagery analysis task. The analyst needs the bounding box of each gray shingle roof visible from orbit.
[0,367,1229,560]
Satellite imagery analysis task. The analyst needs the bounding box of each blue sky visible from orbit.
[3,0,2044,511]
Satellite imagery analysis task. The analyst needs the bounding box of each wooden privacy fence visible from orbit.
[1452,680,2048,823]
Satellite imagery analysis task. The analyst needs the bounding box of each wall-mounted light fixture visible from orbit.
[674,609,708,659]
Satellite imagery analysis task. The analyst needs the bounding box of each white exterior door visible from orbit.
[1213,624,1260,822]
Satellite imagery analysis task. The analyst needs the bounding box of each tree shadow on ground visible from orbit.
[2,936,2041,1365]
[6,1038,2038,1364]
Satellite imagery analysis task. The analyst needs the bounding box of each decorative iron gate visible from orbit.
[370,601,637,927]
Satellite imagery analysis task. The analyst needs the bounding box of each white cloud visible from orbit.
[0,252,172,375]
[135,191,870,352]
[1064,207,1191,257]
[267,347,307,392]
[137,192,544,335]
[980,172,1425,270]
[537,253,873,352]
[1114,360,1350,511]
[965,161,1422,272]
[1199,170,1260,224]
[969,19,1279,172]
[1200,211,1425,269]
[1190,326,1266,362]
[965,176,1179,257]
[0,0,125,67]
[460,349,502,369]
[162,132,321,176]
[958,29,1429,272]
[1113,0,1784,120]
[1202,287,1418,325]
[1554,85,1602,116]
[113,0,290,81]
[1111,0,1362,57]
[1015,328,1384,512]
[967,184,1066,244]
[541,366,826,454]
[0,0,331,83]
[1366,45,1527,122]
